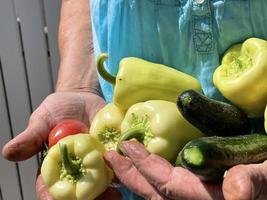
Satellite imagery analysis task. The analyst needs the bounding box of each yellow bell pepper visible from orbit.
[90,103,125,150]
[213,38,267,117]
[97,53,201,110]
[41,134,113,200]
[118,100,204,162]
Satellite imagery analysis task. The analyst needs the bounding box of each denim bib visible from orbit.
[91,0,267,102]
[90,0,267,199]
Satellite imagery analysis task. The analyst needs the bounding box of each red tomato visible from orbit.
[48,119,88,147]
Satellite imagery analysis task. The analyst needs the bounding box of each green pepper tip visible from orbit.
[97,53,116,85]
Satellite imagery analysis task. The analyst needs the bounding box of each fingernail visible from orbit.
[120,141,149,161]
[104,150,117,162]
[2,141,22,161]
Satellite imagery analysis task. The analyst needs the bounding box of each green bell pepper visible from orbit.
[97,54,201,110]
[41,134,113,200]
[213,38,267,117]
[90,103,125,150]
[117,100,204,162]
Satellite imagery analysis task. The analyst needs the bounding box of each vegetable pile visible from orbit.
[41,37,267,199]
[92,54,204,163]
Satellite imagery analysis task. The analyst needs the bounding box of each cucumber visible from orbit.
[177,90,251,136]
[177,134,267,182]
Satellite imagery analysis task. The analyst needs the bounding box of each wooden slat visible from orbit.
[14,0,53,110]
[0,60,22,200]
[0,1,38,200]
[0,1,61,199]
[0,186,3,200]
[43,0,61,88]
[0,0,30,133]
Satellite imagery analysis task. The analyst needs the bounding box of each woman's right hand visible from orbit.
[2,91,121,199]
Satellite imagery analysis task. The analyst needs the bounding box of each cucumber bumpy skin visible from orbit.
[177,134,267,182]
[177,90,251,137]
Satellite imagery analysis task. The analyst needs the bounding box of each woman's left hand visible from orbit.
[105,141,267,200]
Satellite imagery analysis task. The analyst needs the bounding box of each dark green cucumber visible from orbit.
[177,90,251,136]
[177,134,267,182]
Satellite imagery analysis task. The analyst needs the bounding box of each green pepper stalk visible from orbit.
[59,143,81,177]
[97,53,201,110]
[97,53,116,84]
[116,127,146,153]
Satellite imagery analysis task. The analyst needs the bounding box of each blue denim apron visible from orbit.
[90,0,267,199]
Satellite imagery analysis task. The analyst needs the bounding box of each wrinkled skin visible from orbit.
[105,141,267,200]
[2,91,267,200]
[2,92,121,200]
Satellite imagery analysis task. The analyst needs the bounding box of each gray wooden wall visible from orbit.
[0,0,61,199]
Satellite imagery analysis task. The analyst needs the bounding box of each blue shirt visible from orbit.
[90,0,267,199]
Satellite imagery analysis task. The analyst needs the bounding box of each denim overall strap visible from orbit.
[192,0,213,53]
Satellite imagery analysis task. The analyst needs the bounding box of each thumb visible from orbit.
[2,113,51,161]
[223,161,267,200]
[36,175,53,200]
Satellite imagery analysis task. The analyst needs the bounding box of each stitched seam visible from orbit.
[146,0,181,7]
[192,0,213,53]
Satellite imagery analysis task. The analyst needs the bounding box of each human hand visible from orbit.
[2,91,121,200]
[105,141,267,200]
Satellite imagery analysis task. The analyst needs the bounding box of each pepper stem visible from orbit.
[116,127,146,153]
[59,143,80,175]
[97,53,116,85]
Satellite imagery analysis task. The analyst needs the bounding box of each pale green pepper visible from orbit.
[118,100,204,162]
[41,134,113,200]
[97,54,201,110]
[213,38,267,117]
[90,103,125,150]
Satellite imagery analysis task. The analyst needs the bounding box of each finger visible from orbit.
[2,112,51,161]
[104,150,166,200]
[120,141,224,200]
[223,161,267,200]
[36,175,53,200]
